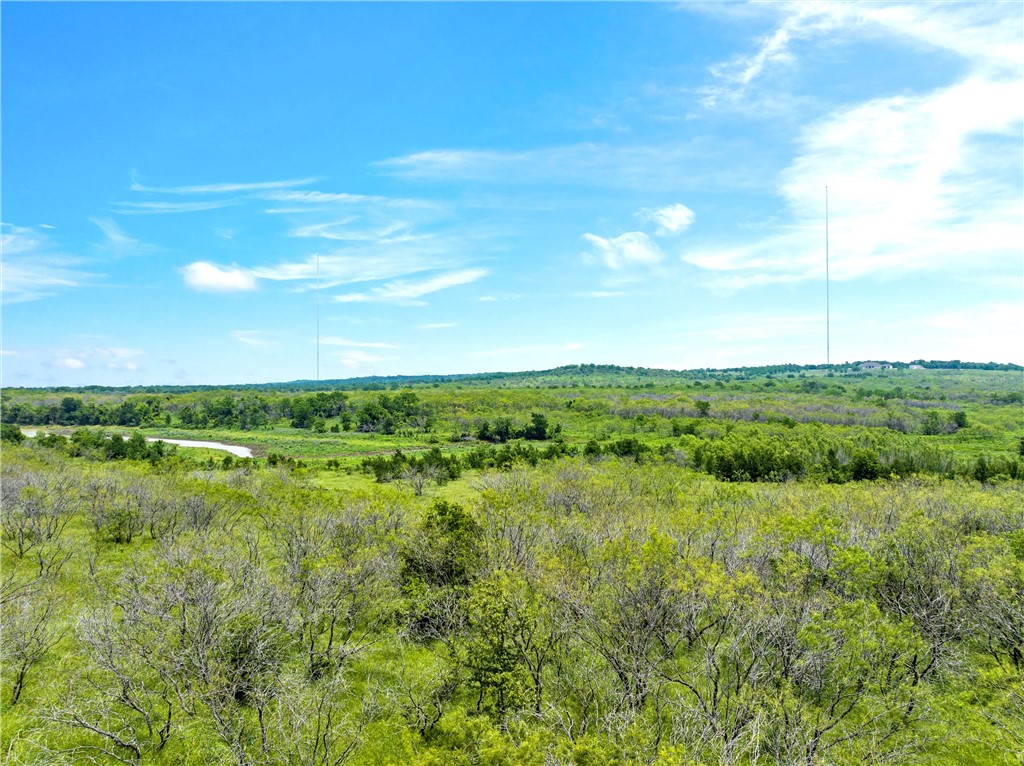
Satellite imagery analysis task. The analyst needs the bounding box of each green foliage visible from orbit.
[694,433,806,481]
[1,422,25,443]
[401,500,482,638]
[2,369,1023,765]
[465,571,532,719]
[849,448,883,481]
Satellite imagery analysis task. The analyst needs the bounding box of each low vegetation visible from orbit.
[2,365,1021,765]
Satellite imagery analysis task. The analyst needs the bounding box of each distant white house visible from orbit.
[858,361,893,370]
[909,364,925,370]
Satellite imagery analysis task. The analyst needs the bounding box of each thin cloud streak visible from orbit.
[1,224,97,303]
[113,200,240,215]
[90,217,156,258]
[376,142,723,191]
[130,177,320,194]
[251,249,460,290]
[334,268,489,305]
[288,221,415,243]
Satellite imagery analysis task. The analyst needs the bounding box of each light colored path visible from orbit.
[19,429,254,458]
[148,438,253,458]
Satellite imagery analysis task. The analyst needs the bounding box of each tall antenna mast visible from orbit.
[825,186,830,366]
[316,252,321,382]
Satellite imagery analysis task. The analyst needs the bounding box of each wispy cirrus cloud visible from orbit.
[686,77,1022,288]
[116,176,322,216]
[263,188,442,250]
[334,268,489,305]
[250,249,458,290]
[376,143,722,191]
[90,217,156,258]
[182,239,482,301]
[685,1,1022,290]
[701,1,1021,109]
[1,224,97,303]
[258,190,385,205]
[288,220,415,243]
[113,199,240,215]
[130,177,320,194]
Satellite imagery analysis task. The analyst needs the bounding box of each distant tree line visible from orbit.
[0,391,436,434]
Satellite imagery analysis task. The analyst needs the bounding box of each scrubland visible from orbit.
[2,365,1021,765]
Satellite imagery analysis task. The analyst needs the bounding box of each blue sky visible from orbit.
[2,2,1021,387]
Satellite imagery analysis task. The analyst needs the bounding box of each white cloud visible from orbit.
[232,330,278,349]
[90,217,154,257]
[686,77,1022,286]
[320,336,399,349]
[822,303,1024,366]
[46,346,144,372]
[334,268,489,305]
[130,177,319,194]
[915,303,1023,364]
[289,220,413,243]
[637,204,695,235]
[376,143,711,191]
[0,224,96,303]
[113,200,238,215]
[182,262,257,292]
[338,350,383,369]
[259,190,384,205]
[583,232,665,270]
[700,5,828,107]
[250,249,458,290]
[699,2,1023,107]
[685,2,1022,289]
